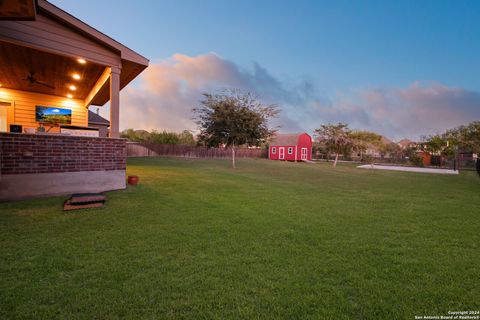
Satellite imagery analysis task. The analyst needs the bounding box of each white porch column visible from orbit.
[109,67,121,138]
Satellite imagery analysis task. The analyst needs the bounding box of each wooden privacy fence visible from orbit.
[127,142,265,159]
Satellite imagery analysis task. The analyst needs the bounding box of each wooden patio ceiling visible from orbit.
[0,0,36,21]
[0,40,105,100]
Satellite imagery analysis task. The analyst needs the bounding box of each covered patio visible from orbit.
[0,0,149,200]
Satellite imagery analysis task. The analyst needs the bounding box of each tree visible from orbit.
[405,147,423,167]
[178,130,196,146]
[149,130,180,144]
[379,142,403,162]
[443,121,480,154]
[121,129,196,145]
[349,130,382,162]
[120,128,138,141]
[314,123,352,167]
[422,122,480,156]
[422,134,447,155]
[194,90,278,168]
[120,128,150,142]
[312,142,329,161]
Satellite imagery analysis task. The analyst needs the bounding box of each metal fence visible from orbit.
[126,142,265,159]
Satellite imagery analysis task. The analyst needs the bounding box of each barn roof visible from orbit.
[270,133,304,146]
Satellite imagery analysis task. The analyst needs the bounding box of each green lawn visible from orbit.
[1,158,479,319]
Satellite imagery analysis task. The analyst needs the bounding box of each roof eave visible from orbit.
[37,0,149,67]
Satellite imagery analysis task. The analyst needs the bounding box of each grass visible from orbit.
[1,157,479,319]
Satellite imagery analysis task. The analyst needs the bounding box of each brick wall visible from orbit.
[0,133,126,175]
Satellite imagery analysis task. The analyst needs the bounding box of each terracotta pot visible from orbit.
[127,175,139,185]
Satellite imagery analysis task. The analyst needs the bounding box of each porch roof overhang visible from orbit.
[0,0,149,106]
[0,0,37,21]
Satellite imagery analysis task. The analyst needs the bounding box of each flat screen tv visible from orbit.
[35,106,72,124]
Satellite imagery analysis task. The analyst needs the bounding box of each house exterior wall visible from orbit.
[0,133,125,174]
[0,132,126,200]
[0,87,86,133]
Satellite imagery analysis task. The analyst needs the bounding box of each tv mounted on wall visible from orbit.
[35,106,72,124]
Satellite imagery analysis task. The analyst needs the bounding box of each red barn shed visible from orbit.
[269,133,312,161]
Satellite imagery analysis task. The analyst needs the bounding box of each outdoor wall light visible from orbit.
[77,58,86,64]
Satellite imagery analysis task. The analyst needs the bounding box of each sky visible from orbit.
[52,0,480,141]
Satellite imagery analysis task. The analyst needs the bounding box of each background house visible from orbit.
[269,133,312,161]
[88,110,110,137]
[397,138,416,149]
[361,136,394,158]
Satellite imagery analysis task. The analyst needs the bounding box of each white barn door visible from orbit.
[279,147,285,160]
[301,148,308,160]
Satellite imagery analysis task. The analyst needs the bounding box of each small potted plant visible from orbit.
[127,175,139,185]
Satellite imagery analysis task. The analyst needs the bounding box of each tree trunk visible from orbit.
[333,153,339,167]
[231,144,236,169]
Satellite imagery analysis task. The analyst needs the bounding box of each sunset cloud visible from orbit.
[113,52,318,134]
[99,53,480,141]
[325,82,480,140]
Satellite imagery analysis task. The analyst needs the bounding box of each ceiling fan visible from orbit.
[23,71,55,89]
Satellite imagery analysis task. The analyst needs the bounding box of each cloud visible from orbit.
[95,53,480,141]
[325,82,480,140]
[106,52,322,134]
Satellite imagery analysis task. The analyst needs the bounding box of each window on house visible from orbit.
[272,147,276,154]
[288,147,293,154]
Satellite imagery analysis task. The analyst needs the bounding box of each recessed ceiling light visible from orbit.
[67,94,73,98]
[77,58,86,64]
[69,85,77,91]
[72,74,81,80]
